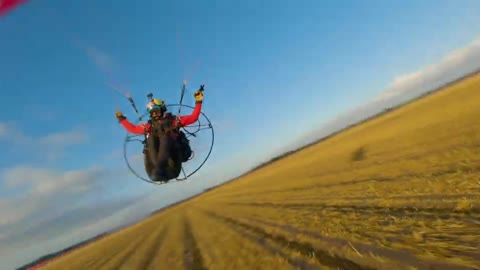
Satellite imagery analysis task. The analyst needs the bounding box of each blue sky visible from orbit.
[2,0,480,268]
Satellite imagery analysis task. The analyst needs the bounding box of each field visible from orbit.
[43,74,480,270]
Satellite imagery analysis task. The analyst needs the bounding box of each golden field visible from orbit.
[44,73,480,270]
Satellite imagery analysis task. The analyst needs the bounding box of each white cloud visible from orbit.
[0,196,38,228]
[282,36,480,153]
[0,166,104,227]
[0,164,121,269]
[0,122,29,143]
[2,165,101,196]
[39,128,88,146]
[375,37,480,102]
[0,123,89,162]
[38,128,89,161]
[0,123,8,137]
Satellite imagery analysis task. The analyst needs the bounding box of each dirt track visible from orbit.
[43,74,480,270]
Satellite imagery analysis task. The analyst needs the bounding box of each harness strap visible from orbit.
[150,113,180,136]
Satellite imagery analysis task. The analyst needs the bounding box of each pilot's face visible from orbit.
[151,110,162,119]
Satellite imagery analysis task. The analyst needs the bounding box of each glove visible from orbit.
[115,110,126,121]
[194,85,204,103]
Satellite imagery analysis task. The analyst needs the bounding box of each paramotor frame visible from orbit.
[123,103,215,185]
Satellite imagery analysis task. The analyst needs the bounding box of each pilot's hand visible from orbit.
[194,85,204,103]
[115,110,126,121]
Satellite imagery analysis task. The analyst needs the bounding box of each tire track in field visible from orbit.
[229,202,480,221]
[230,215,478,270]
[192,208,320,270]
[78,258,99,270]
[85,230,151,270]
[213,215,323,270]
[222,203,480,264]
[232,202,480,249]
[203,210,374,270]
[292,194,480,205]
[99,228,163,270]
[183,218,208,270]
[185,211,219,266]
[122,226,169,270]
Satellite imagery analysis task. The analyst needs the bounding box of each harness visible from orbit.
[147,112,193,162]
[149,113,180,136]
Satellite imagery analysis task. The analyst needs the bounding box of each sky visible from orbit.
[1,0,480,268]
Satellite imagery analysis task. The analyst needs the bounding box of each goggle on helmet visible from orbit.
[146,98,166,114]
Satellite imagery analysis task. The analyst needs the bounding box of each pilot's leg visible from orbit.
[151,134,175,181]
[146,135,161,180]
